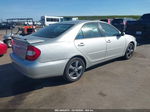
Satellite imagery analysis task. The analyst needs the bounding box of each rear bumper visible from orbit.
[10,53,69,79]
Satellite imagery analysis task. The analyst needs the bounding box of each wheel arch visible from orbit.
[130,41,136,50]
[70,55,87,68]
[125,35,137,50]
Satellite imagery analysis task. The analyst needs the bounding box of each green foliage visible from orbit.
[77,15,141,20]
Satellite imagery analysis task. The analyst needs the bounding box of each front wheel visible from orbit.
[63,57,85,82]
[124,43,135,60]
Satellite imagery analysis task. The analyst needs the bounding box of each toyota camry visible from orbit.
[10,20,137,82]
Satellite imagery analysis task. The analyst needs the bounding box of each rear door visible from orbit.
[74,22,107,63]
[99,22,126,59]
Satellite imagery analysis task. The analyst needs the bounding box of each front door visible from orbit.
[99,22,126,59]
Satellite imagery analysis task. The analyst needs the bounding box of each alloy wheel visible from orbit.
[64,57,85,82]
[126,43,134,59]
[68,60,84,80]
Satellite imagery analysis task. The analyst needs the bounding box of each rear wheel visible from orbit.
[124,43,134,59]
[63,57,85,82]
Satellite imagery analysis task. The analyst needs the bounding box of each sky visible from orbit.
[0,0,150,20]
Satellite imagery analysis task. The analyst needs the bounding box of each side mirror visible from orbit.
[120,31,125,36]
[116,32,125,37]
[120,27,125,36]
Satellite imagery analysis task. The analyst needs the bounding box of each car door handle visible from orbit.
[78,43,85,46]
[106,40,111,43]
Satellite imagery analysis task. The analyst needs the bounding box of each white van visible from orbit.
[41,16,63,26]
[41,16,78,26]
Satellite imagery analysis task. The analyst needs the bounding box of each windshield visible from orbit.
[32,24,74,38]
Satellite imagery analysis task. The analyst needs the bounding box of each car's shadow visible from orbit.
[0,58,124,98]
[0,63,69,98]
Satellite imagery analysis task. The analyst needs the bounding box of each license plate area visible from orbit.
[13,38,28,59]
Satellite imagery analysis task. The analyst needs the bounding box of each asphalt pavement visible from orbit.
[0,35,150,109]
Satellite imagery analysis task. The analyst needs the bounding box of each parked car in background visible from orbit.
[100,19,112,24]
[63,17,78,22]
[10,21,136,82]
[0,22,15,29]
[3,18,37,48]
[126,13,150,38]
[0,41,7,57]
[125,20,138,35]
[111,18,136,32]
[33,21,42,26]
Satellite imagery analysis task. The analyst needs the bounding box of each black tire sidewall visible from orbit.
[63,57,85,82]
[124,43,134,59]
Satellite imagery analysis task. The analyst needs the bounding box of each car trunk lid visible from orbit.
[12,35,48,59]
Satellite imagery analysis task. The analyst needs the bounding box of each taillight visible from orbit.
[26,45,41,61]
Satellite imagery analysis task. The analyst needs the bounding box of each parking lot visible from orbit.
[0,31,150,109]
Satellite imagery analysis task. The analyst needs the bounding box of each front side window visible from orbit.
[32,24,74,38]
[99,23,120,36]
[76,23,101,39]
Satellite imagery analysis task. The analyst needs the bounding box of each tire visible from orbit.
[0,55,3,57]
[5,39,12,48]
[124,43,135,60]
[63,57,85,82]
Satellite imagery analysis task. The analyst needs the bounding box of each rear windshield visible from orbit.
[112,19,123,24]
[32,24,74,38]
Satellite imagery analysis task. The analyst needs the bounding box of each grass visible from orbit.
[64,15,141,20]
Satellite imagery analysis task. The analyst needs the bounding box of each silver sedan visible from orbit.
[10,20,137,82]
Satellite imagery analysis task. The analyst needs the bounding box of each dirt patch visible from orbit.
[134,52,146,59]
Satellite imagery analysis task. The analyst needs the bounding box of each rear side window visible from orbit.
[32,24,74,38]
[99,23,120,36]
[76,23,101,39]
